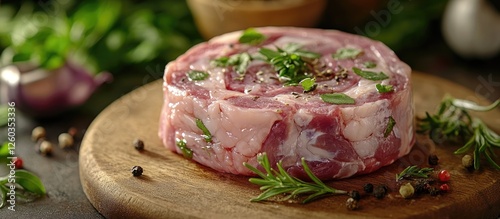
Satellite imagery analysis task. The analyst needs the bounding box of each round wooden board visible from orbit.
[80,72,500,219]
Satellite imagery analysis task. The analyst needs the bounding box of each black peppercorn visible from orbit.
[131,166,143,177]
[413,179,429,194]
[428,154,439,166]
[373,185,387,199]
[380,184,389,193]
[363,183,374,193]
[348,190,361,201]
[133,139,145,151]
[429,187,441,196]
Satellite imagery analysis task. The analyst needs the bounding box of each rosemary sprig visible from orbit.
[396,165,433,181]
[243,153,347,204]
[454,119,500,170]
[417,97,473,141]
[418,97,500,170]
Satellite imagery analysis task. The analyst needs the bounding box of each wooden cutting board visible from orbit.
[79,72,500,219]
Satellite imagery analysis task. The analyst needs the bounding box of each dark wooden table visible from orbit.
[0,36,499,218]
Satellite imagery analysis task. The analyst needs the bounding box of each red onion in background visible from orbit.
[0,61,112,117]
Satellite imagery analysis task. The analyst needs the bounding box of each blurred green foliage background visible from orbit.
[0,0,202,75]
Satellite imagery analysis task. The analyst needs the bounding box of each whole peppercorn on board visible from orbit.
[79,72,500,219]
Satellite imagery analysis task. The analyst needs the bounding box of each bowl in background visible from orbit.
[187,0,327,39]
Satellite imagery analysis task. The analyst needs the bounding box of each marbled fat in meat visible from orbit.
[159,27,415,180]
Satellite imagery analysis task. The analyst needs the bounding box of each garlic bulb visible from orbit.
[442,0,500,58]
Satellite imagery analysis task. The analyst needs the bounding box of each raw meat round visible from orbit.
[159,27,415,180]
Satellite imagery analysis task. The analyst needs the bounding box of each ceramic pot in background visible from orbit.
[187,0,327,39]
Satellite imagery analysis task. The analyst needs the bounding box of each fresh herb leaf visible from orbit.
[384,116,396,137]
[176,139,193,159]
[0,105,7,127]
[196,118,212,143]
[14,170,46,195]
[0,185,7,208]
[0,169,46,208]
[376,84,394,93]
[259,48,281,60]
[0,142,9,157]
[239,28,266,45]
[320,93,355,105]
[258,45,319,85]
[294,50,321,59]
[396,165,434,181]
[332,48,362,59]
[235,53,251,75]
[364,61,377,68]
[211,56,230,66]
[212,53,252,75]
[0,142,10,163]
[300,78,316,93]
[243,153,347,203]
[418,97,500,170]
[284,43,321,59]
[187,70,209,81]
[352,67,389,81]
[282,43,303,53]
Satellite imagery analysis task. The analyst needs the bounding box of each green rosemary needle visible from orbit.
[454,119,500,170]
[396,165,434,181]
[176,139,193,159]
[418,97,500,170]
[195,118,212,143]
[243,153,347,203]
